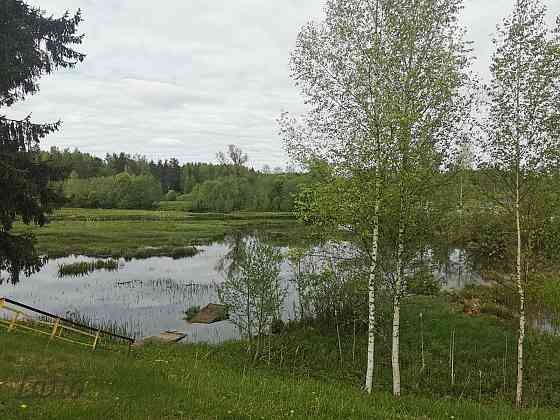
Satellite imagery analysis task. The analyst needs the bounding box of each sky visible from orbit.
[8,0,560,169]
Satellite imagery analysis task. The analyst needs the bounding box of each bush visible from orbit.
[218,237,285,350]
[480,302,516,320]
[165,190,178,201]
[171,246,199,259]
[63,172,163,209]
[270,318,285,334]
[407,267,441,296]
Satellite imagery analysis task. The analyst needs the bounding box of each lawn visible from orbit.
[1,296,558,419]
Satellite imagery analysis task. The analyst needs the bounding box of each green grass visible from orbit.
[158,200,193,211]
[48,208,294,222]
[0,331,553,420]
[1,296,558,419]
[14,208,298,258]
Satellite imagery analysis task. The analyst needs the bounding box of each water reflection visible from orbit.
[0,245,229,341]
[0,238,296,343]
[2,236,555,342]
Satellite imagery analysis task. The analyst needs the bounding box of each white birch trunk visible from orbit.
[365,196,380,394]
[392,212,404,397]
[515,168,526,408]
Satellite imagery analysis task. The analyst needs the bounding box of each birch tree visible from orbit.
[378,0,474,397]
[281,0,473,395]
[280,0,392,393]
[482,0,560,408]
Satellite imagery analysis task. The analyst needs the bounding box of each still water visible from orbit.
[3,241,537,343]
[0,241,297,342]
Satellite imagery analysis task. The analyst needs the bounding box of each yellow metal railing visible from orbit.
[0,297,134,352]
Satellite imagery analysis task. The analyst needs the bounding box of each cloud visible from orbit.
[7,0,560,167]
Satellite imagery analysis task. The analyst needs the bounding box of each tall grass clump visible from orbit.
[58,259,120,277]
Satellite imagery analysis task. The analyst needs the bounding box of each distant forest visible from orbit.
[41,147,307,212]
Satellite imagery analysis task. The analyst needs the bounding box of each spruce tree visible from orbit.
[0,0,84,283]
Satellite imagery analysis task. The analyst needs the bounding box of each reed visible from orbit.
[57,259,120,277]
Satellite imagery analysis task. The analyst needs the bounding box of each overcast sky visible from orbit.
[9,0,560,169]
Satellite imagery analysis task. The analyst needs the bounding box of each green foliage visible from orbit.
[40,146,306,212]
[190,173,303,213]
[164,189,178,201]
[158,199,192,211]
[287,246,368,330]
[218,237,285,348]
[406,266,441,296]
[169,246,198,259]
[63,172,162,209]
[2,326,557,419]
[13,208,295,258]
[0,1,85,106]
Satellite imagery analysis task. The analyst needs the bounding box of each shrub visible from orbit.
[407,267,441,296]
[218,237,285,352]
[183,305,200,322]
[165,190,178,201]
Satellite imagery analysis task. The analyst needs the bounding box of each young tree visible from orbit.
[280,0,396,393]
[0,1,84,283]
[218,237,285,355]
[377,0,474,397]
[482,0,560,407]
[281,0,473,395]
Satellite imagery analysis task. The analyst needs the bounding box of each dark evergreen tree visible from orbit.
[0,0,84,283]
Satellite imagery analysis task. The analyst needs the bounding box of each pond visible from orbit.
[0,239,299,343]
[4,238,551,344]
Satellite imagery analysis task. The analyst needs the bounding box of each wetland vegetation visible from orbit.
[3,0,560,418]
[57,259,120,277]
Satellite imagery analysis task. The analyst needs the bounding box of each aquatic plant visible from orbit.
[124,246,200,260]
[171,246,199,259]
[58,259,120,277]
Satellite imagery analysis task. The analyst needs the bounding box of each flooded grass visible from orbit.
[14,208,297,258]
[58,259,120,277]
[63,309,140,341]
[123,246,200,260]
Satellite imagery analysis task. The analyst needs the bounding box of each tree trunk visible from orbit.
[392,197,405,397]
[515,169,525,408]
[365,196,380,394]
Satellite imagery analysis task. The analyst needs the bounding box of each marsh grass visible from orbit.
[15,208,299,258]
[57,259,119,277]
[62,310,140,341]
[123,246,199,260]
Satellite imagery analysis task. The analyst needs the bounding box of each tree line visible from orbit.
[40,146,306,211]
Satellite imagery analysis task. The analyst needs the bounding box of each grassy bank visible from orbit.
[13,208,298,258]
[0,332,553,420]
[1,296,558,419]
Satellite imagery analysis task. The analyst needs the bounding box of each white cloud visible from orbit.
[7,0,560,167]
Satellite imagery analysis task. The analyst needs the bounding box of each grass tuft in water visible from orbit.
[58,259,120,277]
